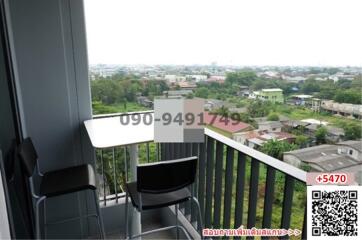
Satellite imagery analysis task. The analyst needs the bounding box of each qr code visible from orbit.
[308,186,361,238]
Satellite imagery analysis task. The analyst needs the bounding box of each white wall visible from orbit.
[7,0,94,238]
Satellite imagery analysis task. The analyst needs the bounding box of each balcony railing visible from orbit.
[92,112,307,239]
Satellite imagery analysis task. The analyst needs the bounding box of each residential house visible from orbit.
[257,121,283,132]
[288,95,313,106]
[321,100,362,119]
[233,130,296,149]
[163,90,193,97]
[283,140,362,173]
[203,112,253,135]
[136,96,153,108]
[177,81,197,90]
[249,88,284,103]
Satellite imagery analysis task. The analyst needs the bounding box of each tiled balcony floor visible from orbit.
[105,213,176,239]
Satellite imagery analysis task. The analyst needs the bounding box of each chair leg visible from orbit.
[175,204,179,239]
[43,198,47,239]
[125,191,129,239]
[35,196,46,239]
[93,190,106,239]
[192,197,204,240]
[35,201,40,239]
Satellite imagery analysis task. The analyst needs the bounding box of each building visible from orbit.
[283,140,362,173]
[321,100,362,119]
[206,75,226,84]
[163,90,193,97]
[249,88,284,103]
[233,130,296,149]
[186,75,207,82]
[203,112,253,135]
[257,121,283,132]
[164,75,186,83]
[304,123,345,142]
[288,94,313,106]
[136,96,153,108]
[237,85,250,97]
[177,81,197,90]
[204,99,225,111]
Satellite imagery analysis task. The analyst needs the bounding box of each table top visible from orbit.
[84,113,154,148]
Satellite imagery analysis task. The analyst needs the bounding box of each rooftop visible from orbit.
[338,140,362,152]
[284,141,362,172]
[203,112,251,134]
[261,88,283,92]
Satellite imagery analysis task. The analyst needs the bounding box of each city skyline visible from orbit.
[85,0,362,67]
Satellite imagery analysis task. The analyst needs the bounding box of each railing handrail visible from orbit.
[205,128,307,182]
[93,110,154,119]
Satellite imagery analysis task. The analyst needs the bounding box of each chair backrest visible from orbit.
[137,156,197,194]
[17,138,38,177]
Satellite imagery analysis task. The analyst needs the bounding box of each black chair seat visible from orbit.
[126,182,191,210]
[40,164,96,197]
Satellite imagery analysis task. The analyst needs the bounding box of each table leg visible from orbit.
[130,144,141,239]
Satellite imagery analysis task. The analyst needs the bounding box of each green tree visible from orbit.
[195,87,209,98]
[315,126,327,144]
[214,106,229,117]
[225,71,257,86]
[267,112,279,121]
[343,123,362,140]
[261,140,298,160]
[301,79,320,94]
[247,100,271,117]
[295,135,309,148]
[334,89,362,104]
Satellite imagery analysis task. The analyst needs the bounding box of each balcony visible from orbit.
[1,2,307,238]
[90,111,307,239]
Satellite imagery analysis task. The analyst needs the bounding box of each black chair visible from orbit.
[124,156,204,239]
[17,137,105,239]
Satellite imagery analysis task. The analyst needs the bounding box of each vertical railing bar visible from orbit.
[170,143,174,159]
[234,152,246,240]
[302,203,307,240]
[161,143,166,161]
[246,159,260,239]
[180,142,187,214]
[191,143,199,227]
[213,141,224,228]
[175,143,181,158]
[262,166,276,226]
[112,147,118,203]
[181,143,186,158]
[124,146,128,183]
[261,166,276,240]
[205,137,215,228]
[155,143,158,162]
[184,143,192,220]
[165,143,169,161]
[198,139,207,229]
[146,142,150,163]
[101,149,106,206]
[223,146,234,230]
[280,175,295,240]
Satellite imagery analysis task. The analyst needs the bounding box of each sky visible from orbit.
[84,0,362,66]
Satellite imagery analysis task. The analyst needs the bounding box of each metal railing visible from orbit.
[93,111,160,205]
[161,128,307,240]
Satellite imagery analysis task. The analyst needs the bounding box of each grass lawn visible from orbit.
[273,104,361,128]
[92,101,149,115]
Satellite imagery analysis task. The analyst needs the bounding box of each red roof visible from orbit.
[203,112,251,133]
